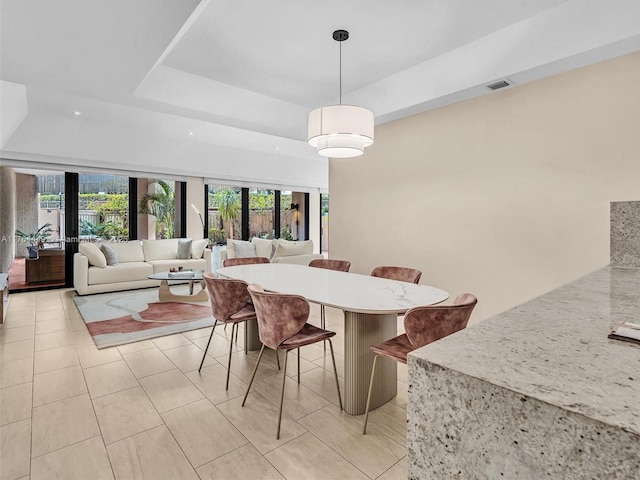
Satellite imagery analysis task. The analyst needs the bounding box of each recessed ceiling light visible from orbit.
[275,146,280,151]
[73,111,82,116]
[188,131,194,136]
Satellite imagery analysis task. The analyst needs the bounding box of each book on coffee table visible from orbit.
[168,271,195,279]
[608,322,640,345]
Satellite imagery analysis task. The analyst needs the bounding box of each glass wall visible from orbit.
[36,174,65,248]
[249,188,275,239]
[78,174,129,241]
[321,193,329,252]
[138,179,176,239]
[280,191,294,240]
[207,184,241,243]
[9,172,66,290]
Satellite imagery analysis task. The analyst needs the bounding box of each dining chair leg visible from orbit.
[321,305,326,351]
[328,340,343,410]
[297,348,300,384]
[225,323,236,390]
[277,350,289,440]
[242,344,266,406]
[198,320,218,372]
[362,355,379,434]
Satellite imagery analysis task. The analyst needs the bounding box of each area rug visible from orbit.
[73,286,213,349]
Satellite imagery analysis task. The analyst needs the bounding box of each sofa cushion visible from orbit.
[192,239,208,259]
[177,238,192,259]
[88,262,153,285]
[272,239,314,259]
[79,242,107,268]
[226,239,255,259]
[143,239,180,261]
[101,244,119,266]
[235,242,256,258]
[271,253,324,265]
[103,241,144,263]
[251,237,274,259]
[147,258,208,274]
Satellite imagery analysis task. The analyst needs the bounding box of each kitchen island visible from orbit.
[408,265,640,479]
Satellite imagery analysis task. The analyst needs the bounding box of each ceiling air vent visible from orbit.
[487,79,511,91]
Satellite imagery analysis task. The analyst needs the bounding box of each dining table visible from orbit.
[216,263,449,415]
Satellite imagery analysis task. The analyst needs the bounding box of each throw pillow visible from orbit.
[251,237,275,260]
[79,242,107,268]
[191,239,208,259]
[107,241,144,263]
[271,240,313,259]
[177,238,193,259]
[226,239,253,259]
[234,241,257,258]
[100,244,119,266]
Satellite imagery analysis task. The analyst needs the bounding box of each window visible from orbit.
[78,174,129,242]
[249,188,275,239]
[207,185,241,242]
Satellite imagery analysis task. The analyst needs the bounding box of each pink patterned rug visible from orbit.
[73,286,213,349]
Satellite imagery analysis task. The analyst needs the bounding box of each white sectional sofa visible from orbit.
[74,238,211,295]
[218,237,323,268]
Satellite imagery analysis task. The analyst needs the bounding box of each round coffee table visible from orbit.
[148,270,208,303]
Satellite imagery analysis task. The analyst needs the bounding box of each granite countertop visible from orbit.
[411,265,640,435]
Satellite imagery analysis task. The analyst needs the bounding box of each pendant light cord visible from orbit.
[339,40,342,105]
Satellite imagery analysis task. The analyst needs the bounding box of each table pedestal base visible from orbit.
[244,318,262,351]
[344,311,398,415]
[158,280,208,303]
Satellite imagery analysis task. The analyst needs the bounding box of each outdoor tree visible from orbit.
[216,188,240,239]
[138,180,175,238]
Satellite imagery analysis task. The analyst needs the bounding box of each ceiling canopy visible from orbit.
[2,0,639,190]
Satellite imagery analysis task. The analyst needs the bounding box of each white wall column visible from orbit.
[186,176,205,240]
[308,192,321,254]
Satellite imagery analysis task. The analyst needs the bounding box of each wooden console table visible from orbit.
[26,248,65,284]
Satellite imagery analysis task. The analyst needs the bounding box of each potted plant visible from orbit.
[15,223,53,259]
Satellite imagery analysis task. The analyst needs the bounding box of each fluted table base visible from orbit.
[344,311,398,415]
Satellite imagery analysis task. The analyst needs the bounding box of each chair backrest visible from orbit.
[403,293,477,348]
[223,257,270,267]
[247,284,310,350]
[371,265,422,284]
[203,272,251,322]
[308,258,351,272]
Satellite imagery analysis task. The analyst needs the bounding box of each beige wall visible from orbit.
[14,173,38,258]
[329,51,640,323]
[0,167,16,271]
[186,176,205,240]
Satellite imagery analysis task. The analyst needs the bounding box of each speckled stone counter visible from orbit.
[407,266,640,479]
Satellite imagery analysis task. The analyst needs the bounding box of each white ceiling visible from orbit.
[1,0,640,190]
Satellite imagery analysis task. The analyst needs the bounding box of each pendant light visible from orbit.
[307,30,374,158]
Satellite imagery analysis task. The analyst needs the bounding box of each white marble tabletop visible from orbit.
[216,263,449,314]
[411,266,640,435]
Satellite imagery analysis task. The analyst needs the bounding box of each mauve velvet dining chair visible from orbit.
[243,283,343,439]
[198,273,257,390]
[371,265,422,284]
[308,258,351,345]
[223,257,270,267]
[362,293,477,434]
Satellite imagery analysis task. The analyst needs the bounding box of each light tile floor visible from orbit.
[0,288,408,480]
